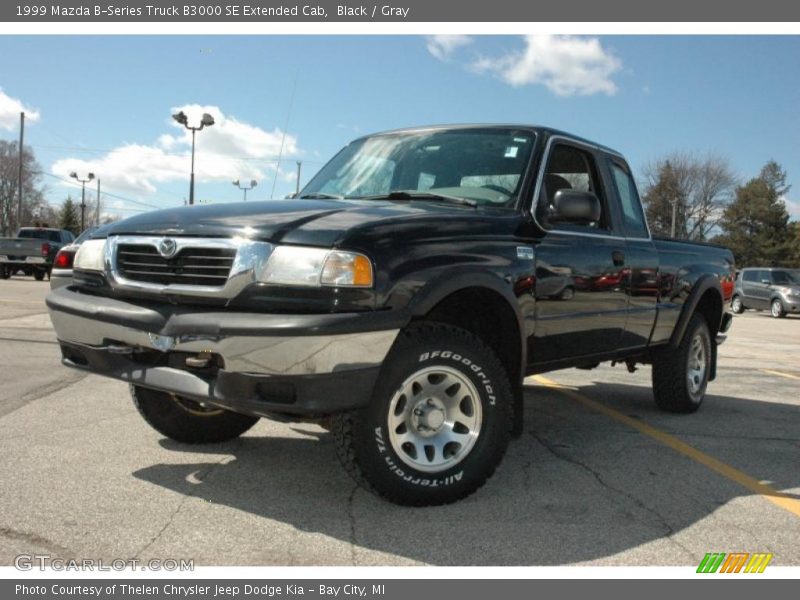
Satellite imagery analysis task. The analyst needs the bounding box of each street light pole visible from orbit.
[295,161,302,196]
[232,179,258,201]
[70,171,95,233]
[172,111,215,205]
[16,112,24,232]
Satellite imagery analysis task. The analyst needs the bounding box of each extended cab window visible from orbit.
[610,162,649,239]
[537,143,609,232]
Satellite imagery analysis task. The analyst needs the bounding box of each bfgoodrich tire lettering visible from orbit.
[132,385,259,444]
[332,322,513,506]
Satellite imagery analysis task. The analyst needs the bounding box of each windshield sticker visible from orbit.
[504,146,519,158]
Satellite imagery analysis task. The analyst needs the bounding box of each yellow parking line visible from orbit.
[530,374,800,519]
[762,369,800,381]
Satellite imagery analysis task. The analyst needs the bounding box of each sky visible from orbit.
[0,35,798,220]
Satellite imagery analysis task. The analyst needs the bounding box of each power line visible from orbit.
[38,171,174,211]
[27,143,323,165]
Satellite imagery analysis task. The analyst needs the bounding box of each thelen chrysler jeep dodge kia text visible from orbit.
[46,126,735,505]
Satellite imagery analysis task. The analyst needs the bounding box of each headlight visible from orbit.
[259,246,373,288]
[73,239,106,272]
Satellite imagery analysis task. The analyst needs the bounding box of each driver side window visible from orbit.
[537,143,608,231]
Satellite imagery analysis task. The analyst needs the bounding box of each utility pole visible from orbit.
[295,161,302,196]
[16,112,24,231]
[95,179,101,225]
[670,199,677,238]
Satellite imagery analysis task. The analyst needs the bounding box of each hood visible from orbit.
[102,199,520,248]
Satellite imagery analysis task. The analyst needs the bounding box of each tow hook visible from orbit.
[185,351,213,368]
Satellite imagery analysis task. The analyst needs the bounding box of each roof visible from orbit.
[354,124,624,157]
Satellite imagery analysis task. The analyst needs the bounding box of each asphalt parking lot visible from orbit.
[0,276,798,566]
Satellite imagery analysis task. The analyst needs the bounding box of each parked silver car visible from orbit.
[731,267,800,318]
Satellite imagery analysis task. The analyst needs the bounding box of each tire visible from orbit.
[332,322,514,506]
[34,271,45,281]
[0,266,9,280]
[731,295,744,314]
[131,385,259,444]
[652,314,712,413]
[771,299,786,319]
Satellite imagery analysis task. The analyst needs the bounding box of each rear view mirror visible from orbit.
[551,190,601,225]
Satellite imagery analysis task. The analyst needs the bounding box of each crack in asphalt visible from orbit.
[0,336,59,345]
[0,412,133,442]
[528,430,696,560]
[134,451,235,558]
[0,372,89,419]
[0,526,73,557]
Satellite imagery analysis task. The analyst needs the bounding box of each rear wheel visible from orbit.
[34,271,45,281]
[731,295,744,314]
[131,385,259,444]
[771,299,786,318]
[0,266,9,280]
[652,314,711,413]
[332,323,514,506]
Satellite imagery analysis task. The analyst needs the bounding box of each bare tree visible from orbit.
[641,152,737,240]
[0,140,46,236]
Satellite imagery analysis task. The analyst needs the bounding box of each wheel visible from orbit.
[771,299,786,318]
[131,385,259,444]
[731,295,744,314]
[34,271,45,281]
[0,266,9,280]
[652,314,711,413]
[560,286,575,301]
[332,322,514,506]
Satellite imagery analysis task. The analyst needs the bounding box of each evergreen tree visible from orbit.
[59,197,80,235]
[715,162,793,267]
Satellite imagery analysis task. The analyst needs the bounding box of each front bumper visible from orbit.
[47,286,407,416]
[780,295,800,313]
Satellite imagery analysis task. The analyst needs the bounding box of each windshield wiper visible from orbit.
[298,192,345,199]
[359,191,477,207]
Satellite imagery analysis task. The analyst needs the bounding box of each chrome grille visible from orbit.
[116,243,236,287]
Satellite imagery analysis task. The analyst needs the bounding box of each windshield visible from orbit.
[18,229,60,242]
[772,270,800,285]
[301,128,536,208]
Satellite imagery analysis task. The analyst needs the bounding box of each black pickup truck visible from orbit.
[46,125,735,505]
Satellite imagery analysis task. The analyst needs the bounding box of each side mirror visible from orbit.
[551,190,601,225]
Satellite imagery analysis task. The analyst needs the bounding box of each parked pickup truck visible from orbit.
[46,125,735,505]
[0,227,76,280]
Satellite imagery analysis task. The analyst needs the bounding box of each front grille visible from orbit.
[116,243,236,287]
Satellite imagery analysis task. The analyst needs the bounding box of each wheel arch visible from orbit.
[408,274,526,436]
[670,275,724,381]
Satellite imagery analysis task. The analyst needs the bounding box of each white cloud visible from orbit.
[0,88,40,130]
[471,35,621,96]
[426,35,473,61]
[782,196,800,219]
[51,104,299,197]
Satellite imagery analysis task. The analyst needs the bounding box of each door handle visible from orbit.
[612,250,625,266]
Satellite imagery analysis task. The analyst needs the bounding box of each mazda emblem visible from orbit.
[158,238,178,258]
